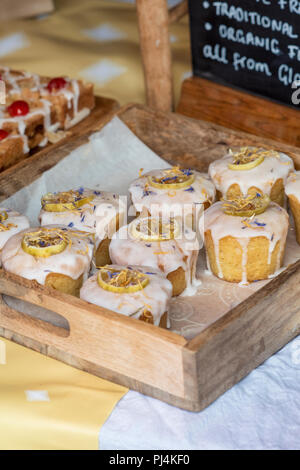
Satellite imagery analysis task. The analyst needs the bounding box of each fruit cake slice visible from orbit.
[0,67,41,102]
[0,97,56,171]
[0,66,95,171]
[39,76,95,129]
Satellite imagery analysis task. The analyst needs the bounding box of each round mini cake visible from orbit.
[129,167,215,229]
[285,171,300,244]
[109,216,200,296]
[200,193,289,284]
[80,265,172,327]
[208,147,294,207]
[0,208,29,265]
[39,188,126,266]
[1,226,94,296]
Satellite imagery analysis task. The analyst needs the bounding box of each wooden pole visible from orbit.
[136,0,173,112]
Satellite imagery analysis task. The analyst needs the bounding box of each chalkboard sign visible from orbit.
[188,0,300,108]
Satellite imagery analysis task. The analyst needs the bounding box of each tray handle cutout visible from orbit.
[1,294,70,338]
[0,294,70,339]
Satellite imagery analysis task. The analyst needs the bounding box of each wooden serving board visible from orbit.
[0,103,300,411]
[0,95,118,201]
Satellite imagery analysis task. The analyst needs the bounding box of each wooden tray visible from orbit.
[0,95,118,199]
[1,104,300,411]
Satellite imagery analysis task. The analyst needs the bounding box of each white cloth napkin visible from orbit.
[100,337,300,450]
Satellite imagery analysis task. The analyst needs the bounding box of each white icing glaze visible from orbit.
[64,108,90,129]
[48,122,60,133]
[80,265,172,326]
[109,217,201,296]
[0,209,30,265]
[38,136,48,147]
[38,99,52,132]
[39,189,127,248]
[209,150,294,198]
[0,68,40,96]
[71,79,79,114]
[129,169,216,227]
[285,171,300,201]
[200,201,289,283]
[1,225,94,285]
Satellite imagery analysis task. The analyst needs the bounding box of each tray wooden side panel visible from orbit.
[0,270,200,410]
[119,104,300,170]
[0,96,118,202]
[0,323,198,410]
[177,77,300,147]
[2,102,300,204]
[184,260,300,411]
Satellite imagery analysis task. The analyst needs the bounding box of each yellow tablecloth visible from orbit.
[0,338,127,450]
[0,0,191,105]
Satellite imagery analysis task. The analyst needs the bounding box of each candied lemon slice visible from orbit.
[97,266,149,293]
[228,155,264,171]
[22,229,69,257]
[223,193,270,217]
[148,168,195,190]
[228,147,266,171]
[0,210,8,223]
[130,217,180,242]
[41,190,94,212]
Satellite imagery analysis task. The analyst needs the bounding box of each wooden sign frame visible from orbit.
[136,0,300,147]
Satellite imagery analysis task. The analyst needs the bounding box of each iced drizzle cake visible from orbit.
[285,171,300,245]
[129,167,215,229]
[200,193,289,284]
[39,188,126,266]
[109,216,200,296]
[1,226,94,296]
[209,147,294,207]
[80,265,172,327]
[0,208,30,265]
